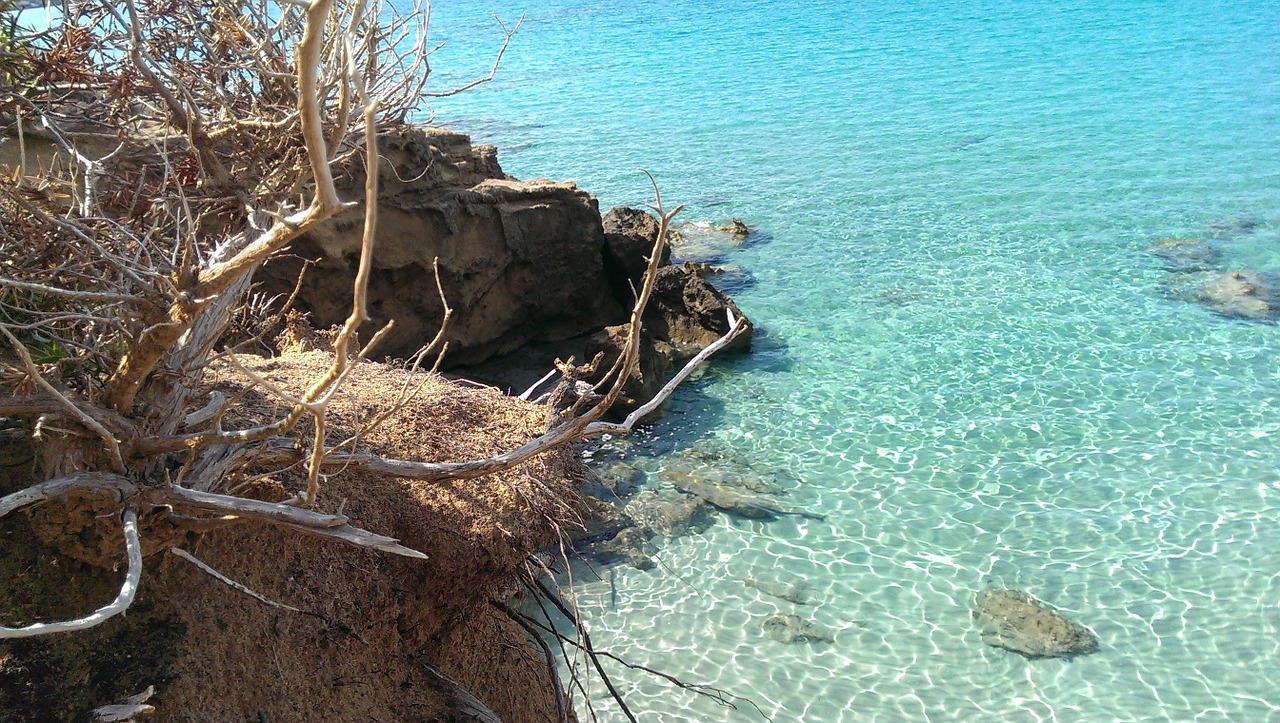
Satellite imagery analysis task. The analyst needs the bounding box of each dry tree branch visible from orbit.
[0,472,139,518]
[120,0,233,192]
[585,308,750,436]
[1,20,748,723]
[0,0,446,649]
[0,278,143,305]
[169,547,303,613]
[297,0,342,214]
[0,509,141,639]
[156,485,427,559]
[102,0,358,414]
[424,14,523,98]
[0,325,127,472]
[297,17,382,506]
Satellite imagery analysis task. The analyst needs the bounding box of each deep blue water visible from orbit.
[426,2,1280,721]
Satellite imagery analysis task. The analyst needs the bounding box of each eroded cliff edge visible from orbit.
[258,127,752,410]
[1,351,583,721]
[2,127,754,721]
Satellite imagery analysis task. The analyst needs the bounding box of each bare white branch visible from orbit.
[169,547,302,613]
[0,473,139,519]
[585,310,750,436]
[159,485,427,560]
[91,686,156,722]
[519,369,559,401]
[0,509,142,639]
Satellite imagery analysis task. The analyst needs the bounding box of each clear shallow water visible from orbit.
[425,1,1280,720]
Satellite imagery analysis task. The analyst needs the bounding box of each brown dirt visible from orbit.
[1,351,586,721]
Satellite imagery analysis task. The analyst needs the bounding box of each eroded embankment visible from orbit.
[1,350,582,721]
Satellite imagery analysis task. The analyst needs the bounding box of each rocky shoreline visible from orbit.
[258,127,754,415]
[0,126,760,721]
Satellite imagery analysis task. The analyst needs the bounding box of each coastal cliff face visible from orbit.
[260,128,625,366]
[259,128,751,405]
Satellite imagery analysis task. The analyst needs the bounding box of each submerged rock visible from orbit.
[744,577,812,606]
[760,613,834,644]
[662,456,785,496]
[682,261,754,294]
[871,287,928,307]
[669,221,749,263]
[972,587,1099,660]
[565,494,630,547]
[593,461,647,497]
[1204,214,1259,240]
[1149,238,1223,273]
[624,490,715,537]
[662,469,825,521]
[1193,270,1280,321]
[587,527,656,571]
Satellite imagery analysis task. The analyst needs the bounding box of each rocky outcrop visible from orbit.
[260,129,625,365]
[601,206,671,304]
[972,587,1099,660]
[712,218,752,239]
[646,265,751,358]
[259,127,751,411]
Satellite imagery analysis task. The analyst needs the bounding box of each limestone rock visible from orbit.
[645,265,753,360]
[972,587,1099,660]
[602,206,671,300]
[760,613,834,644]
[260,129,625,365]
[1194,270,1280,321]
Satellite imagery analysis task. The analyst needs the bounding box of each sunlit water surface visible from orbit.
[424,1,1280,720]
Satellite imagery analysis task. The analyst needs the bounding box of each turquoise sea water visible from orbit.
[426,2,1280,721]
